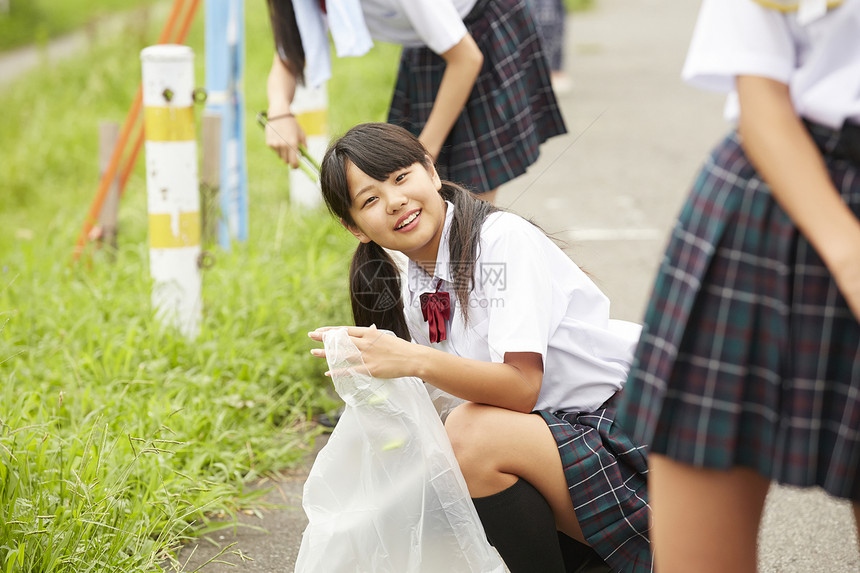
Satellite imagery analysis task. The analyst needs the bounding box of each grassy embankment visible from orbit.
[0,1,400,570]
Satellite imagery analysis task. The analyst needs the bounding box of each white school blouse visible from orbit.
[293,0,478,88]
[360,0,479,54]
[681,0,860,128]
[403,202,642,414]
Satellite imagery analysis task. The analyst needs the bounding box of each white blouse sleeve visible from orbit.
[394,0,468,54]
[478,216,558,364]
[682,0,796,92]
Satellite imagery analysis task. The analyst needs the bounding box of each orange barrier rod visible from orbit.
[175,0,202,46]
[73,0,191,261]
[73,86,143,260]
[157,0,184,44]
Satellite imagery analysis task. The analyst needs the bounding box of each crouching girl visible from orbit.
[309,123,652,572]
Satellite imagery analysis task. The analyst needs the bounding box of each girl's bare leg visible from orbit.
[445,402,585,542]
[649,454,770,573]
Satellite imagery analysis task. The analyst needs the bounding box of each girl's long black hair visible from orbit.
[266,0,306,84]
[320,123,500,340]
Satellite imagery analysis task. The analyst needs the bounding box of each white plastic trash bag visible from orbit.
[424,381,466,422]
[295,328,506,573]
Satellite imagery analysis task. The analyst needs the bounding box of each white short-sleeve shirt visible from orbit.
[360,0,478,54]
[681,0,860,128]
[403,202,642,414]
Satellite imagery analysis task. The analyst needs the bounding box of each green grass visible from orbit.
[0,1,400,570]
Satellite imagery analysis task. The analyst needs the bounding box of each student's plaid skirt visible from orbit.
[538,400,652,573]
[387,0,567,194]
[616,121,860,501]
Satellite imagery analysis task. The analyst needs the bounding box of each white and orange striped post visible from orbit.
[289,83,328,209]
[140,44,202,339]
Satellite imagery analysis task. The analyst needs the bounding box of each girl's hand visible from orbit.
[266,115,307,168]
[309,325,419,379]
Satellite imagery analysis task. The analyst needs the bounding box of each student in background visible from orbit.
[264,0,567,204]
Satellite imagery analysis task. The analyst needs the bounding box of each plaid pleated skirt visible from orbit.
[616,121,860,501]
[538,401,652,573]
[387,0,567,194]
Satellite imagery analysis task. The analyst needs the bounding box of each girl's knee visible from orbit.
[444,402,500,478]
[446,403,544,496]
[444,402,486,458]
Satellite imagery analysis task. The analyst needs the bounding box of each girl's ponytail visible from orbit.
[266,0,306,83]
[349,241,410,341]
[440,182,500,324]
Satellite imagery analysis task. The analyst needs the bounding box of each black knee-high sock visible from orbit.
[557,531,611,573]
[472,478,565,573]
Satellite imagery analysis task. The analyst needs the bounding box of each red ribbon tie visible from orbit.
[420,282,451,343]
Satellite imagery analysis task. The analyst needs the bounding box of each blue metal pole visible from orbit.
[205,0,248,250]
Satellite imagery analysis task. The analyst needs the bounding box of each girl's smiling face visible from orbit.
[343,159,447,265]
